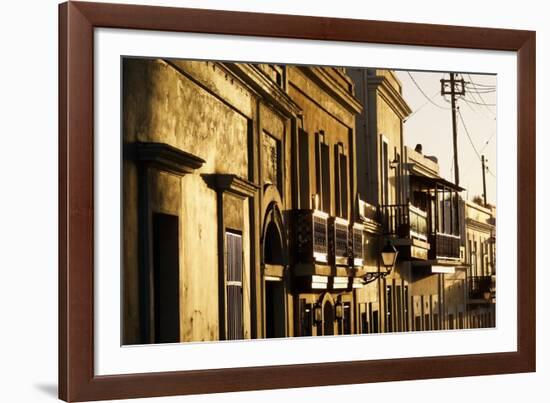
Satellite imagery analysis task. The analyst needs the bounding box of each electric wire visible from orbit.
[404,90,441,123]
[457,107,482,160]
[461,98,497,107]
[407,72,450,110]
[467,74,497,113]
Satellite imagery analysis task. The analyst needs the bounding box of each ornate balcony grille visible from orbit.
[293,209,329,264]
[313,214,328,257]
[468,276,494,301]
[380,203,428,241]
[430,232,461,260]
[334,222,348,257]
[329,217,349,266]
[352,225,364,267]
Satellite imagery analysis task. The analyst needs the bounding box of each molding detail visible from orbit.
[133,142,205,175]
[368,75,412,120]
[298,66,363,114]
[203,174,259,199]
[225,63,303,118]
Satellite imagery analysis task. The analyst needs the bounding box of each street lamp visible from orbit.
[381,240,398,268]
[363,240,398,284]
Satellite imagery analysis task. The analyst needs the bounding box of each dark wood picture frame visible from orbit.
[59,1,536,401]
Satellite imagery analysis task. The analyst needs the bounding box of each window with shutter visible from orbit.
[321,143,330,213]
[334,143,349,218]
[226,232,243,340]
[340,153,348,218]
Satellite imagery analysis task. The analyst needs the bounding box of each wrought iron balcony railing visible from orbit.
[429,232,461,260]
[380,203,428,242]
[468,276,494,301]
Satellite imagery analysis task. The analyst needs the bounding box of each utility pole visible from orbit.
[481,155,488,206]
[441,73,465,186]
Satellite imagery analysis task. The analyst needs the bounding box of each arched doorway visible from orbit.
[323,300,335,336]
[262,203,287,338]
[318,292,336,336]
[264,222,283,265]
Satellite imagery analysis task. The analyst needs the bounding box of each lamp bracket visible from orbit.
[362,267,392,285]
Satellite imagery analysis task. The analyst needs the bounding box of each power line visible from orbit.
[465,83,496,90]
[467,74,497,113]
[461,98,497,107]
[407,72,449,110]
[457,108,496,180]
[457,107,482,160]
[460,92,497,121]
[404,90,441,122]
[458,110,497,198]
[465,90,496,95]
[466,81,496,88]
[460,92,495,121]
[480,131,497,153]
[465,88,496,94]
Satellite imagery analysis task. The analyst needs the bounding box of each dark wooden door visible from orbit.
[153,213,180,343]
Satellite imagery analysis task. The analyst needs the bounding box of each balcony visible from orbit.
[293,209,329,264]
[429,232,461,260]
[380,203,428,242]
[468,276,495,301]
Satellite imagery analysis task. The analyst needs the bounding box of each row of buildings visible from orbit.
[122,59,496,344]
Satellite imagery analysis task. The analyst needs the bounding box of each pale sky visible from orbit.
[395,70,497,205]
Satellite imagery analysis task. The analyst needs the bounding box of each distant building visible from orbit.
[463,200,496,327]
[350,68,471,333]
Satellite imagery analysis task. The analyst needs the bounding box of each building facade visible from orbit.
[463,200,497,327]
[350,68,470,333]
[122,60,495,345]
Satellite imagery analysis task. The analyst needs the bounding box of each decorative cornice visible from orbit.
[203,174,259,199]
[407,162,439,180]
[465,218,495,233]
[131,142,205,175]
[298,66,363,114]
[368,75,412,120]
[224,63,303,118]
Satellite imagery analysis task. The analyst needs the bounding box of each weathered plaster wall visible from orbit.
[288,67,354,218]
[409,272,441,329]
[123,58,255,343]
[180,174,219,342]
[375,93,403,205]
[443,271,466,328]
[124,59,249,177]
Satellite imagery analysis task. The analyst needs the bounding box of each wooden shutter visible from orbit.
[226,232,243,340]
[340,153,348,218]
[321,143,330,213]
[334,145,341,216]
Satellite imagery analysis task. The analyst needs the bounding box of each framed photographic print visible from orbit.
[59,1,536,401]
